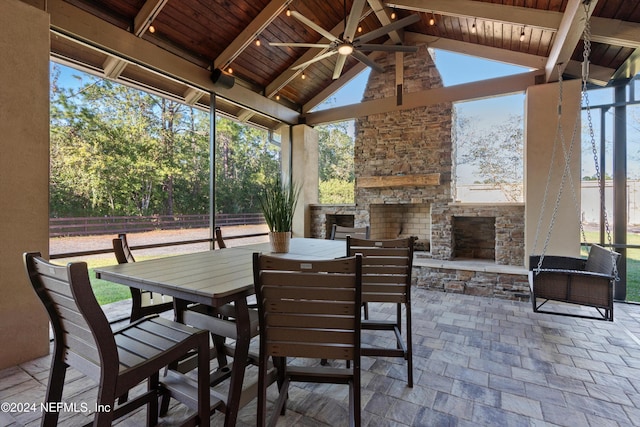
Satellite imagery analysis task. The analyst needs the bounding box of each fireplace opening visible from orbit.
[452,216,495,260]
[369,203,430,252]
[325,214,355,239]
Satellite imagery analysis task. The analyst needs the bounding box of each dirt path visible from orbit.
[50,224,270,260]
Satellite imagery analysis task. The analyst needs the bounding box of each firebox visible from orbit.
[452,216,496,260]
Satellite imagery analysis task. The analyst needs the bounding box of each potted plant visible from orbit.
[258,176,300,253]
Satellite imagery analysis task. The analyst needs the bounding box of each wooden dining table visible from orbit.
[95,237,346,426]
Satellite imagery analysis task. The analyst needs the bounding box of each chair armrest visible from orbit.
[529,255,586,271]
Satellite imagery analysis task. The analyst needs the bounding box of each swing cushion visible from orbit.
[529,244,619,320]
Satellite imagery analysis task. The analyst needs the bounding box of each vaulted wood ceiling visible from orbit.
[22,0,640,129]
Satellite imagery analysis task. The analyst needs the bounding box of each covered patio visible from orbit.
[3,0,640,424]
[2,287,640,425]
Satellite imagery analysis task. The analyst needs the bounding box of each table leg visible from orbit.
[224,296,250,427]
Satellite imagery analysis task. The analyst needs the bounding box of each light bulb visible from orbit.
[520,30,525,42]
[286,8,291,17]
[148,25,155,33]
[255,38,261,47]
[390,9,396,20]
[429,14,435,26]
[301,72,306,79]
[338,43,354,55]
[227,67,233,74]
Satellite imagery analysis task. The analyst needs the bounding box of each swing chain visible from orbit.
[581,6,619,280]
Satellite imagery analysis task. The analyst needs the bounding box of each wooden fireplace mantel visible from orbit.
[357,173,441,188]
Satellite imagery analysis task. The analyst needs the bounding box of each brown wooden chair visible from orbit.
[113,233,174,322]
[214,226,227,249]
[253,253,363,427]
[23,252,213,427]
[330,224,370,240]
[347,236,415,387]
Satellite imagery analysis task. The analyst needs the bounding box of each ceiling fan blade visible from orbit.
[270,42,333,49]
[354,14,420,44]
[344,0,367,42]
[290,10,339,42]
[333,54,348,79]
[351,50,384,73]
[291,50,338,70]
[355,43,418,52]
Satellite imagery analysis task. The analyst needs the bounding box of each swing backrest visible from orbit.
[585,244,620,276]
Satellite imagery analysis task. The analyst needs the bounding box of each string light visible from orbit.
[357,25,362,33]
[276,94,280,100]
[255,37,261,47]
[390,9,396,20]
[429,13,435,26]
[301,72,306,79]
[286,8,291,17]
[148,25,156,33]
[471,18,476,34]
[520,27,525,42]
[228,67,233,74]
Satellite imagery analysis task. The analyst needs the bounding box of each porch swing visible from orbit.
[528,5,620,321]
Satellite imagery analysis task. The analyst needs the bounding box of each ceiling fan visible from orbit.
[269,0,419,79]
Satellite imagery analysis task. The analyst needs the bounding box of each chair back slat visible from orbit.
[348,237,414,304]
[254,254,362,362]
[113,233,135,264]
[215,226,227,249]
[24,253,117,379]
[330,224,370,240]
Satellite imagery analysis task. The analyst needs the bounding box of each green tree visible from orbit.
[317,120,355,203]
[50,62,279,218]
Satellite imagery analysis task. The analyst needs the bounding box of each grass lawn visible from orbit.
[584,231,640,303]
[85,255,164,305]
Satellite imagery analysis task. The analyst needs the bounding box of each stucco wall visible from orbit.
[0,0,51,368]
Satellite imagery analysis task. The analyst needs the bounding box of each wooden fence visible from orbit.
[50,213,265,237]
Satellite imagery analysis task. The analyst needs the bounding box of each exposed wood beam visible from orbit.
[405,32,546,70]
[304,70,542,125]
[386,0,561,31]
[103,56,128,79]
[183,87,205,105]
[103,0,169,80]
[544,0,597,83]
[610,48,640,82]
[564,59,616,86]
[214,0,292,71]
[45,0,299,124]
[133,0,168,36]
[367,0,402,44]
[590,17,640,49]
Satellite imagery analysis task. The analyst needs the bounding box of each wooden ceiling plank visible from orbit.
[214,0,293,71]
[544,0,598,82]
[133,0,169,36]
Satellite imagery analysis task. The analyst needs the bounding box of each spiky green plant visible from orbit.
[258,176,300,232]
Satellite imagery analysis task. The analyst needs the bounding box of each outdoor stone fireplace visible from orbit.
[309,45,528,300]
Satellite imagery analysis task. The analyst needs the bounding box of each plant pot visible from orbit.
[269,231,291,253]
